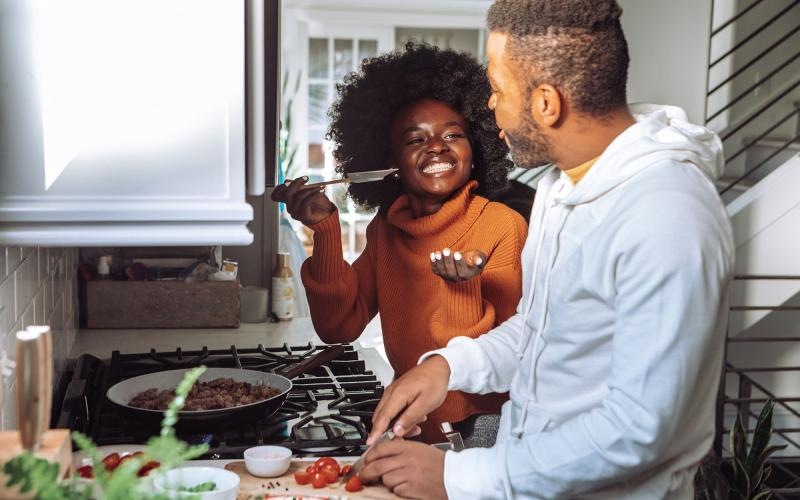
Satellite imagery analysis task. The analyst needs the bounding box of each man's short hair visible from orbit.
[487,0,630,117]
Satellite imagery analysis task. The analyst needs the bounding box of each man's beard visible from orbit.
[505,112,554,169]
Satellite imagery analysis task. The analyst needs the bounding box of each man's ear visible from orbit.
[530,84,562,128]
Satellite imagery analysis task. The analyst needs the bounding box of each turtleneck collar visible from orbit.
[385,180,488,253]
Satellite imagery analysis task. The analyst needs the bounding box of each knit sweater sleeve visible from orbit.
[301,210,379,343]
[429,208,527,346]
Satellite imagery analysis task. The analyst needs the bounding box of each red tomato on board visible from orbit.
[311,472,327,489]
[102,452,121,471]
[76,465,94,479]
[345,475,363,492]
[293,470,311,485]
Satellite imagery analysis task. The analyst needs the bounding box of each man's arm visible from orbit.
[442,187,734,498]
[369,311,525,442]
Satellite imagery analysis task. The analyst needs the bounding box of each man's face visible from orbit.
[486,32,554,169]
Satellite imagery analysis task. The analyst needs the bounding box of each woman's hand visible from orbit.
[430,248,487,282]
[270,177,336,226]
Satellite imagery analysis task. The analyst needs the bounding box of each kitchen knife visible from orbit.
[339,429,395,485]
[267,168,398,189]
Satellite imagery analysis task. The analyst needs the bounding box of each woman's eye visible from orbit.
[406,137,424,145]
[445,133,466,140]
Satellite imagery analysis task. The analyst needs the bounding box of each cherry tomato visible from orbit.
[293,471,311,485]
[306,464,318,474]
[102,452,121,471]
[340,464,352,477]
[137,460,160,477]
[320,465,339,483]
[311,472,327,489]
[314,457,338,470]
[118,454,134,465]
[76,465,94,479]
[320,461,340,474]
[345,475,363,492]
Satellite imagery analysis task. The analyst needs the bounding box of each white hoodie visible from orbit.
[422,104,735,499]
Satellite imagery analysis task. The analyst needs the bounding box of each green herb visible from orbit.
[175,481,217,493]
[3,366,210,500]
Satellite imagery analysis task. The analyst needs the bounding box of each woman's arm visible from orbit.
[301,211,379,343]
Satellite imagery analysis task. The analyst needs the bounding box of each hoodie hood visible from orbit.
[561,103,724,206]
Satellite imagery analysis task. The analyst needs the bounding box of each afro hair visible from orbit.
[326,42,514,210]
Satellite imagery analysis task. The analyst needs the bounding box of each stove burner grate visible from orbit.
[54,343,384,458]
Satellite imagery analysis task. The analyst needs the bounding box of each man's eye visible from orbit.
[406,138,424,145]
[445,133,466,140]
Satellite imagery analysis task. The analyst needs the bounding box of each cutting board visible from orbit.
[226,459,401,499]
[0,429,72,499]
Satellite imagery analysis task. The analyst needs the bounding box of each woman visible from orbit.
[271,43,526,445]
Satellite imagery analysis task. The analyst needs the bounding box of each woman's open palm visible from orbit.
[430,248,487,282]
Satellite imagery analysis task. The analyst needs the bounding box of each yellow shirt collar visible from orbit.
[565,156,600,185]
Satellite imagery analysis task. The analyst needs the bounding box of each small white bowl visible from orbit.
[243,445,292,477]
[154,466,240,500]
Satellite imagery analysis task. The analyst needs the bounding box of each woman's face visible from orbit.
[389,98,473,210]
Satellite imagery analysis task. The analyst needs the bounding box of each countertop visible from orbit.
[70,318,394,386]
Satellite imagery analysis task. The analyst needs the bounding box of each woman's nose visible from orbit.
[427,137,449,154]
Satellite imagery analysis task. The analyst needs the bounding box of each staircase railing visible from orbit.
[716,275,800,499]
[706,0,800,198]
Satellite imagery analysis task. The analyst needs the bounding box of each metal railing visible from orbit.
[706,0,800,197]
[716,275,800,499]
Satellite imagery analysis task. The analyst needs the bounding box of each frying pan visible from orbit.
[105,344,345,429]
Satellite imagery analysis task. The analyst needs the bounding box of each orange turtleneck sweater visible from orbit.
[301,181,527,440]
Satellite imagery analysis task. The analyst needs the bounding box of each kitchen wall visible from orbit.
[0,247,79,430]
[618,0,713,125]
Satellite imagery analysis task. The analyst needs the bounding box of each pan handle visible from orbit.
[278,344,345,379]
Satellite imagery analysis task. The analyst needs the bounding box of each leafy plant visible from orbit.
[695,400,786,500]
[280,71,301,180]
[728,400,786,500]
[4,366,209,500]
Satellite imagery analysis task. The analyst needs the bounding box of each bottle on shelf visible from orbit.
[271,252,294,321]
[97,255,111,280]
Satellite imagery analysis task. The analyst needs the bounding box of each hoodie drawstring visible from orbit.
[512,182,570,438]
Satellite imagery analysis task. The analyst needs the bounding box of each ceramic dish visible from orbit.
[243,445,292,477]
[154,466,240,500]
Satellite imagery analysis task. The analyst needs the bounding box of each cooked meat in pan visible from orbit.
[128,377,281,411]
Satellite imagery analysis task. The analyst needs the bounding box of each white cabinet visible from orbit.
[0,0,276,246]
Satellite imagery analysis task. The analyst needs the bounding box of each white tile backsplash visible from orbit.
[0,247,78,430]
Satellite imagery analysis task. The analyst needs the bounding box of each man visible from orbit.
[360,0,735,499]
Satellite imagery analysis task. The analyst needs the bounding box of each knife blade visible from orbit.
[267,168,398,189]
[339,429,395,485]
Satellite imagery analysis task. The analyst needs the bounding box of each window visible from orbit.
[395,27,485,61]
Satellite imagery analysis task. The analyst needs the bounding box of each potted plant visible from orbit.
[4,367,212,499]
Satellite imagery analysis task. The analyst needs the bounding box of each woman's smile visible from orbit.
[421,160,457,175]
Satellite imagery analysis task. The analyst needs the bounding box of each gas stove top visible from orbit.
[54,343,384,458]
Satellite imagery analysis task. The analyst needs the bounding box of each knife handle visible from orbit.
[279,344,346,379]
[266,178,349,189]
[16,326,53,451]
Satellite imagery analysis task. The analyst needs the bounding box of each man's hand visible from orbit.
[431,248,487,282]
[368,355,451,444]
[270,177,336,226]
[360,439,447,500]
